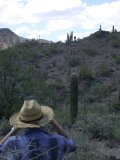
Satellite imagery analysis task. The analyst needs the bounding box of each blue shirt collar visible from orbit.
[24,127,45,135]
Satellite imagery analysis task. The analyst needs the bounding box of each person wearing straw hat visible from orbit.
[0,99,76,160]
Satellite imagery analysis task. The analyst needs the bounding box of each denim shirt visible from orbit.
[0,128,76,160]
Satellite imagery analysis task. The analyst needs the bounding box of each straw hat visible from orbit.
[10,100,54,128]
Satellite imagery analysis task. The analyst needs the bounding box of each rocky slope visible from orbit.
[35,30,120,109]
[0,28,51,49]
[0,29,120,109]
[0,28,27,49]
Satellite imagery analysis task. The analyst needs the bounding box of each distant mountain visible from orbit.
[0,28,51,49]
[0,28,27,49]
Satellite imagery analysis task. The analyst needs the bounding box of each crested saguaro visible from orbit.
[70,73,78,124]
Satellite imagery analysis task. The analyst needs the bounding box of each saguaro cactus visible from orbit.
[118,80,120,102]
[70,73,78,124]
[99,25,102,31]
[112,25,115,32]
[70,31,73,42]
[108,85,111,113]
[67,33,70,44]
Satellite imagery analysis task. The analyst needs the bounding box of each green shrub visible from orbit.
[86,103,107,114]
[93,83,108,100]
[111,97,120,111]
[94,31,103,38]
[66,131,106,160]
[110,29,120,48]
[113,127,120,141]
[94,30,109,39]
[84,46,97,56]
[110,32,119,40]
[84,95,96,104]
[47,46,59,55]
[112,39,120,48]
[78,66,94,81]
[97,64,111,77]
[69,56,79,67]
[46,80,65,107]
[113,55,120,64]
[0,45,52,117]
[73,113,117,139]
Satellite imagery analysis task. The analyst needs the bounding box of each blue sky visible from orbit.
[82,0,117,5]
[0,0,120,42]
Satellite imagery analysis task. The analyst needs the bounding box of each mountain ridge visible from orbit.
[0,28,51,49]
[0,28,27,49]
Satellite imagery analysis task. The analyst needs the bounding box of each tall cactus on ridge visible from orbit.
[70,73,78,124]
[70,31,73,42]
[119,80,120,101]
[67,33,70,44]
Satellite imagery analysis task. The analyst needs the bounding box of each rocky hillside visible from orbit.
[0,28,27,49]
[27,30,120,110]
[38,30,120,86]
[0,30,120,160]
[0,28,51,49]
[0,29,120,117]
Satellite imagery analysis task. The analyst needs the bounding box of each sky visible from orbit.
[0,0,120,42]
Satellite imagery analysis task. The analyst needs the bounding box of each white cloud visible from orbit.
[14,19,75,39]
[14,26,51,39]
[57,31,91,42]
[77,1,120,30]
[45,19,74,32]
[14,26,30,34]
[74,31,92,39]
[1,0,120,41]
[24,0,82,13]
[0,0,83,25]
[14,26,40,39]
[57,34,67,42]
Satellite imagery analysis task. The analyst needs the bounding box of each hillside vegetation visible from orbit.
[0,29,120,159]
[0,30,120,117]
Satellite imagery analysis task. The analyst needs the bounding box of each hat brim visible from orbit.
[9,106,54,128]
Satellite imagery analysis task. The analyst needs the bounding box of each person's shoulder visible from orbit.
[50,134,77,152]
[5,135,16,142]
[52,134,65,139]
[51,134,70,143]
[1,136,16,152]
[3,135,23,147]
[51,133,72,141]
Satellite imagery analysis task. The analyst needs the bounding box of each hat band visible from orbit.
[19,114,43,123]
